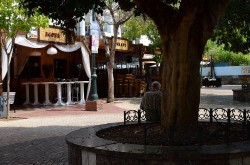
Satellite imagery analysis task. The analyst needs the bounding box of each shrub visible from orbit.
[204,40,250,66]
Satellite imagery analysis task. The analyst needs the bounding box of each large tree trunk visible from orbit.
[133,0,230,128]
[161,32,201,128]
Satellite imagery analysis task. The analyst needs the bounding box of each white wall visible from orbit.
[84,10,122,38]
[201,66,250,76]
[75,20,85,36]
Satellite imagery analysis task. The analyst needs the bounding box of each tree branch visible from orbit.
[117,12,133,25]
[133,0,176,25]
[106,3,117,24]
[96,15,110,58]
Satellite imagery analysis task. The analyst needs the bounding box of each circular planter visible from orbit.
[66,122,250,165]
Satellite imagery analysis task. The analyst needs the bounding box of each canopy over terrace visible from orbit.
[1,35,92,100]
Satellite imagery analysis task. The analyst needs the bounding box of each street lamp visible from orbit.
[89,14,99,101]
[90,52,99,100]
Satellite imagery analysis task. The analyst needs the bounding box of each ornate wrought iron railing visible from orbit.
[124,110,146,125]
[124,108,250,125]
[123,108,250,145]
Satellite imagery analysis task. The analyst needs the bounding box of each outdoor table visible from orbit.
[54,82,65,106]
[75,81,89,104]
[40,82,54,105]
[31,82,40,105]
[22,82,31,105]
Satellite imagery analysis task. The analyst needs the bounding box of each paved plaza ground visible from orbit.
[0,85,249,165]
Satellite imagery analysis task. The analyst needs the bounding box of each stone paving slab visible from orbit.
[1,85,250,165]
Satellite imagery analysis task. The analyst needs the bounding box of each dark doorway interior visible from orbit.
[20,56,41,78]
[54,59,67,79]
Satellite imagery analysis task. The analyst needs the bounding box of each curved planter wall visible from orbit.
[66,123,250,165]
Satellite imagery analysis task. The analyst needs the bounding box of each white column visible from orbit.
[31,83,40,105]
[22,83,31,105]
[75,81,89,104]
[54,82,65,106]
[41,82,53,105]
[65,82,75,105]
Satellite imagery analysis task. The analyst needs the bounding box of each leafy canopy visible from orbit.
[0,0,49,39]
[122,16,162,65]
[20,0,105,30]
[20,0,182,30]
[204,40,250,66]
[212,0,250,53]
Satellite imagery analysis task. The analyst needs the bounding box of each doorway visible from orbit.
[54,59,67,79]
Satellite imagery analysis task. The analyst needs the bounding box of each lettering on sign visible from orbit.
[45,32,60,38]
[39,27,66,43]
[242,67,250,75]
[115,38,129,51]
[116,42,127,47]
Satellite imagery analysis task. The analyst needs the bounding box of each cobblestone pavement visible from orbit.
[0,85,250,165]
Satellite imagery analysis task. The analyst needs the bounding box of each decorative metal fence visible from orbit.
[123,108,250,145]
[124,110,146,124]
[124,108,250,125]
[198,108,250,124]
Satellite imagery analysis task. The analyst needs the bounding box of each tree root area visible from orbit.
[97,122,248,146]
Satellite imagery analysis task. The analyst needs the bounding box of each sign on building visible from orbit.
[39,27,66,43]
[115,38,129,51]
[90,21,100,54]
[242,67,250,75]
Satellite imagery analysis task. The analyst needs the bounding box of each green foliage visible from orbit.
[0,0,49,39]
[212,0,250,54]
[153,54,162,64]
[123,16,161,48]
[20,0,105,30]
[123,16,162,64]
[116,0,180,13]
[122,16,145,40]
[204,40,250,66]
[214,51,234,63]
[144,20,161,49]
[0,0,49,118]
[204,40,224,58]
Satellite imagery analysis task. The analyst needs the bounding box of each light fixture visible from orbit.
[47,46,57,55]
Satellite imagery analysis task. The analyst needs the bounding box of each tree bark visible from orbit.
[106,25,119,103]
[133,0,230,128]
[161,34,201,128]
[96,6,132,103]
[6,54,10,119]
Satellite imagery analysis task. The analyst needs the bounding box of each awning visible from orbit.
[200,61,210,65]
[150,64,161,67]
[144,61,156,64]
[1,35,92,99]
[142,54,155,60]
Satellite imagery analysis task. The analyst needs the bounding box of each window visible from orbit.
[85,25,90,35]
[20,56,41,78]
[54,59,67,79]
[103,24,112,33]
